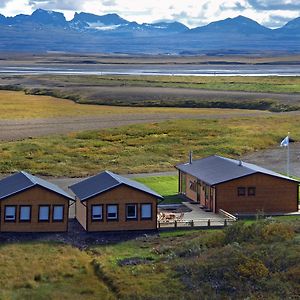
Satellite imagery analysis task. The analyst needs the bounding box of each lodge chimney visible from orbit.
[189,150,193,164]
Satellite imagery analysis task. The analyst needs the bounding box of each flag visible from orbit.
[280,136,289,147]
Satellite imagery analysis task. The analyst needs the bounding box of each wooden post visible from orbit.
[191,220,194,227]
[224,219,227,227]
[208,219,211,227]
[174,221,177,228]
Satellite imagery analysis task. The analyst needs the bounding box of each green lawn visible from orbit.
[0,115,299,176]
[134,176,181,204]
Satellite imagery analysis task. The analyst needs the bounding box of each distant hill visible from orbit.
[0,9,299,54]
[190,16,271,35]
[275,17,300,35]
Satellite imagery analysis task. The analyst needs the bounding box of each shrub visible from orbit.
[224,221,295,244]
[261,222,295,242]
[236,257,269,280]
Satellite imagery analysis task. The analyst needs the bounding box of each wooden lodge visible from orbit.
[0,171,74,232]
[70,171,163,232]
[176,155,299,215]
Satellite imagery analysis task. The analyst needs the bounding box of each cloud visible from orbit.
[0,0,299,28]
[28,0,84,11]
[0,0,12,8]
[102,0,117,6]
[262,14,295,28]
[248,0,300,11]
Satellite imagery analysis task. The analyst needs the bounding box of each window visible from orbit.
[189,180,197,192]
[20,206,31,222]
[91,205,103,221]
[39,205,50,222]
[237,187,246,196]
[53,205,64,222]
[5,206,16,222]
[141,204,152,220]
[248,187,256,196]
[107,204,118,220]
[126,204,137,220]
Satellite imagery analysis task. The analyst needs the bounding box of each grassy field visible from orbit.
[0,114,298,176]
[0,242,114,299]
[1,219,299,299]
[0,90,257,120]
[134,176,180,204]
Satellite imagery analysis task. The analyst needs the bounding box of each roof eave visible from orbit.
[0,184,35,201]
[74,182,163,202]
[74,183,122,202]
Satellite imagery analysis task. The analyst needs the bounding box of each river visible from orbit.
[1,64,300,76]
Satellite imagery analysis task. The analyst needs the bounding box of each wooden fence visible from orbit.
[158,218,235,229]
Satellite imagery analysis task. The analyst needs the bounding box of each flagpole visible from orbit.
[287,132,290,177]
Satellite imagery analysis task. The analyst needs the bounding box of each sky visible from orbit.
[0,0,299,28]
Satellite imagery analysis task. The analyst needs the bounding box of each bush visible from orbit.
[236,257,269,280]
[261,222,295,242]
[224,221,295,244]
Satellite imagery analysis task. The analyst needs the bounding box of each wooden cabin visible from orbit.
[176,155,299,215]
[0,171,74,232]
[70,171,163,232]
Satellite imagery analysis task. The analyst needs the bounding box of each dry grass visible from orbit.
[0,90,260,120]
[0,114,298,177]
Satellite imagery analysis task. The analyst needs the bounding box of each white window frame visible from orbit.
[5,206,16,222]
[126,204,137,220]
[20,206,31,222]
[91,205,103,221]
[53,205,64,222]
[39,205,50,221]
[107,204,118,220]
[141,204,152,220]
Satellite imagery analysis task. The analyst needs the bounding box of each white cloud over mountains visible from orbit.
[0,0,299,28]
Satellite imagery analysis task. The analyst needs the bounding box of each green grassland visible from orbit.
[0,115,298,177]
[134,176,180,204]
[1,219,299,299]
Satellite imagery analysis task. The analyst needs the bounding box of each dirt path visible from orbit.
[0,111,267,141]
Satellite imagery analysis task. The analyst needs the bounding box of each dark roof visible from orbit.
[0,171,74,200]
[176,155,299,186]
[69,171,163,201]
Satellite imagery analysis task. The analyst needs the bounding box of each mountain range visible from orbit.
[0,9,299,54]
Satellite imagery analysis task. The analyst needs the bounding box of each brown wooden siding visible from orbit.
[184,173,198,202]
[0,186,70,232]
[77,185,158,232]
[216,173,298,214]
[75,198,87,230]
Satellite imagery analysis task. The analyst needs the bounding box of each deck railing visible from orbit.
[219,209,237,221]
[158,218,235,229]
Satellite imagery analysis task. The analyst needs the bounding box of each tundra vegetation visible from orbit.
[0,219,299,299]
[0,115,299,176]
